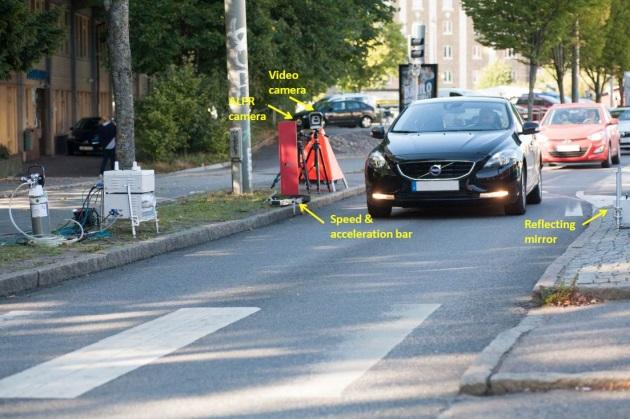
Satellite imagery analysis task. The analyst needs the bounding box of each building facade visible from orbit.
[0,0,147,162]
[395,0,529,90]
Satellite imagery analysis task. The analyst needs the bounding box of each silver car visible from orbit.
[611,107,630,148]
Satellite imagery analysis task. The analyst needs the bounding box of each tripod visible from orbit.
[303,128,332,193]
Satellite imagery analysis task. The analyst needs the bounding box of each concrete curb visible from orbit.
[490,370,630,394]
[531,216,603,298]
[0,185,364,298]
[459,315,544,396]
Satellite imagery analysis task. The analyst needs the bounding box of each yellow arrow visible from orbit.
[267,104,293,120]
[289,96,314,111]
[582,208,608,226]
[299,203,325,224]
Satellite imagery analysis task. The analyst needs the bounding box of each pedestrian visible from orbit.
[98,117,117,175]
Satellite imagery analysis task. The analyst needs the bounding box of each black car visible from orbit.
[66,117,102,155]
[365,97,543,217]
[295,100,376,129]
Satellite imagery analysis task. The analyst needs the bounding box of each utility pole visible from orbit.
[225,0,253,194]
[571,19,580,103]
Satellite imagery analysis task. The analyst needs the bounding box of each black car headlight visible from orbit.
[367,150,388,169]
[484,149,519,169]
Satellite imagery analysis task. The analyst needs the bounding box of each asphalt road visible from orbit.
[0,155,627,418]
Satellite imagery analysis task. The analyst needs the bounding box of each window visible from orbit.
[30,0,45,13]
[506,49,516,59]
[331,102,346,112]
[347,101,361,111]
[412,0,423,11]
[472,45,482,59]
[75,14,89,59]
[96,23,107,61]
[55,7,70,56]
[392,101,511,133]
[443,0,453,11]
[443,71,453,84]
[443,20,453,35]
[443,45,453,59]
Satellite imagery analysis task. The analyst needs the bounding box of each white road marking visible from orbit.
[283,304,440,398]
[0,307,259,399]
[0,311,52,328]
[564,201,584,217]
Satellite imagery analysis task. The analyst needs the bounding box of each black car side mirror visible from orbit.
[521,121,540,135]
[371,126,385,139]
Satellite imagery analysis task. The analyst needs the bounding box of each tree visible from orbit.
[602,0,630,106]
[476,60,513,89]
[546,38,572,103]
[136,63,228,162]
[339,21,407,91]
[129,0,396,112]
[461,0,577,120]
[0,0,63,80]
[103,0,135,169]
[580,0,612,102]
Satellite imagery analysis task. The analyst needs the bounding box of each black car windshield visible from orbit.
[313,100,331,112]
[542,108,601,126]
[74,118,100,130]
[391,101,511,133]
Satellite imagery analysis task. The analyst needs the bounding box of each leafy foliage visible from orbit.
[0,0,63,80]
[476,60,513,89]
[339,21,407,91]
[579,0,613,101]
[129,0,396,110]
[135,64,228,162]
[605,0,630,105]
[461,0,595,116]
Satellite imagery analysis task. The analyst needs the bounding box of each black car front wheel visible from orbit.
[505,172,527,215]
[367,199,392,218]
[526,165,542,204]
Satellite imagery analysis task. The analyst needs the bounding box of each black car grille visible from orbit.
[397,161,475,180]
[549,149,586,158]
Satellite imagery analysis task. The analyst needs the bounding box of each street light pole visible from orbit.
[225,0,252,194]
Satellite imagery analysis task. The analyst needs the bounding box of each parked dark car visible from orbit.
[365,97,543,217]
[513,94,559,121]
[66,117,102,155]
[295,100,376,129]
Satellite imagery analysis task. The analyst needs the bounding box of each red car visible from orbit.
[539,103,621,167]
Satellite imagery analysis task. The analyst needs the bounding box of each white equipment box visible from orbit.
[103,163,158,236]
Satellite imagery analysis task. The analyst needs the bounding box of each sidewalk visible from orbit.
[446,205,630,417]
[535,214,630,300]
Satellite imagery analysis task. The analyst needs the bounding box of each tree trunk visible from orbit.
[528,59,537,121]
[552,45,565,103]
[571,20,580,103]
[104,0,135,169]
[594,75,602,103]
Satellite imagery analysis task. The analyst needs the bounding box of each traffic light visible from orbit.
[408,25,426,65]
